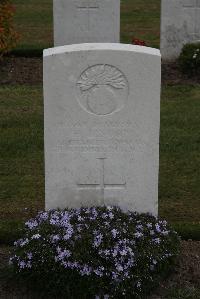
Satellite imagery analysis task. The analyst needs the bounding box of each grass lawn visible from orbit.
[160,85,200,223]
[1,84,200,241]
[12,0,161,51]
[0,86,44,226]
[0,86,44,219]
[13,0,53,51]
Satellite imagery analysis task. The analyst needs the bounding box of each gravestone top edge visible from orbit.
[43,43,161,58]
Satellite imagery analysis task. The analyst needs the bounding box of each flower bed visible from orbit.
[9,206,180,298]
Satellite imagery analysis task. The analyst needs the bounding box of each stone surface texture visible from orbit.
[43,43,161,215]
[53,0,120,46]
[161,0,200,60]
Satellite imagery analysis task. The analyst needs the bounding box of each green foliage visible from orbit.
[9,207,180,298]
[173,223,200,241]
[0,220,23,245]
[178,42,200,76]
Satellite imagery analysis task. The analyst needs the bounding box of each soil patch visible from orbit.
[150,240,200,298]
[162,62,200,85]
[0,241,199,299]
[0,57,200,86]
[0,57,42,85]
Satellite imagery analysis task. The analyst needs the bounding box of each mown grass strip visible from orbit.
[11,0,160,53]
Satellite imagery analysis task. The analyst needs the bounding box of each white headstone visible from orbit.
[53,0,120,46]
[44,43,161,215]
[161,0,200,60]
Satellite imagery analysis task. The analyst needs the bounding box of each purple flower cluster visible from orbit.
[10,206,180,298]
[93,231,103,248]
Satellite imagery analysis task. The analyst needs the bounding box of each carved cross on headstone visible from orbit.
[183,0,200,39]
[77,158,126,204]
[76,0,99,31]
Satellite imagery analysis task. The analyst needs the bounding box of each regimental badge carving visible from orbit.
[76,64,129,116]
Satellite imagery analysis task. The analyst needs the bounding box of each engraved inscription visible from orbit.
[182,0,200,38]
[64,138,135,152]
[77,158,126,204]
[76,64,129,116]
[76,0,99,31]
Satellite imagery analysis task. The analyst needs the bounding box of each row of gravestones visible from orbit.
[53,0,200,60]
[44,0,199,216]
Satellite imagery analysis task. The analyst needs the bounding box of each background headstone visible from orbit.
[53,0,120,46]
[44,43,161,215]
[161,0,200,60]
